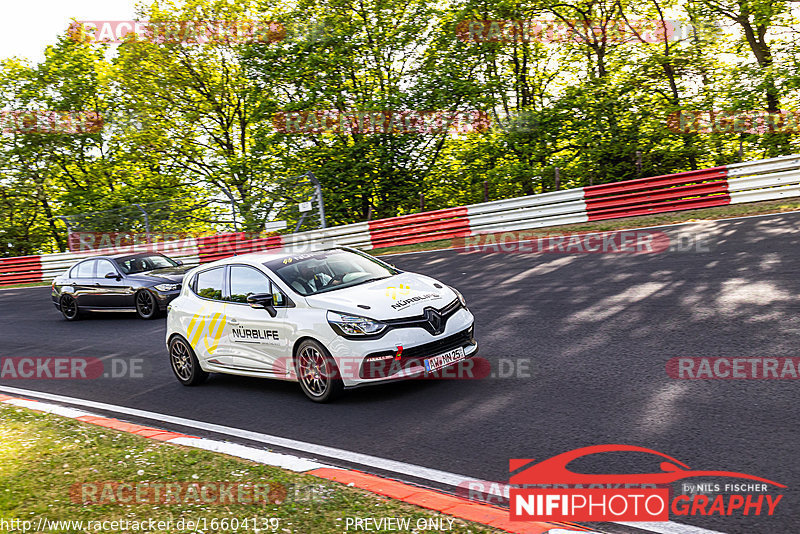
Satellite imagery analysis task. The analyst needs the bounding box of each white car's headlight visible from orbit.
[154,283,180,292]
[327,311,387,337]
[451,287,467,307]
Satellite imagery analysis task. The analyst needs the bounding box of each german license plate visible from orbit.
[424,346,466,372]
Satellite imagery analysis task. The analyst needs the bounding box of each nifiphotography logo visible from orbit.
[509,445,785,522]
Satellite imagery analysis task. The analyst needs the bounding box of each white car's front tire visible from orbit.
[295,339,344,403]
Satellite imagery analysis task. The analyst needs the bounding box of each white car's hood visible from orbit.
[303,273,455,319]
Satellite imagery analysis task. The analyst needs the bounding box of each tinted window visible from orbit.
[228,265,287,306]
[115,254,177,274]
[96,259,117,277]
[73,260,96,278]
[229,266,271,303]
[194,267,225,300]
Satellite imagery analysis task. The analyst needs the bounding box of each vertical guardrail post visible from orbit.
[56,216,72,252]
[306,171,326,229]
[133,204,151,244]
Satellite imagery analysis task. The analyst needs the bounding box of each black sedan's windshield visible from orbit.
[264,249,398,296]
[115,254,178,274]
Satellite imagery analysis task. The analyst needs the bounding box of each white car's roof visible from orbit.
[204,247,345,267]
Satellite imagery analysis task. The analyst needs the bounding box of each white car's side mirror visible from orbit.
[247,293,277,317]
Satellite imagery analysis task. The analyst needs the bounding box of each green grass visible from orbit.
[0,282,49,289]
[0,404,503,533]
[370,198,800,256]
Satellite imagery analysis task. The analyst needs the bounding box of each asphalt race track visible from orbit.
[2,212,799,534]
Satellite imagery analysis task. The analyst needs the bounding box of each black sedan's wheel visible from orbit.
[135,290,158,319]
[295,339,344,403]
[59,294,81,321]
[169,336,208,386]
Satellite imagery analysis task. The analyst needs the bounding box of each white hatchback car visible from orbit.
[166,247,477,402]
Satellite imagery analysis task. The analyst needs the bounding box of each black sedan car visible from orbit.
[52,252,191,320]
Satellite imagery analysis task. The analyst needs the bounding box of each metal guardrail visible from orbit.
[281,222,372,251]
[726,155,800,177]
[0,256,42,286]
[728,159,800,205]
[4,154,800,286]
[368,208,470,249]
[467,189,588,234]
[583,167,730,221]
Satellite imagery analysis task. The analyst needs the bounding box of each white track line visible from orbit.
[0,385,470,486]
[167,436,330,472]
[1,395,331,473]
[4,397,95,418]
[0,386,726,534]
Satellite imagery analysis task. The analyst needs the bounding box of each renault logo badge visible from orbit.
[423,308,444,335]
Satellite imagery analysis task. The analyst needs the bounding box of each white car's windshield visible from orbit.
[264,249,398,296]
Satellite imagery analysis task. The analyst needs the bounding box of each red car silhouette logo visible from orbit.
[510,444,785,487]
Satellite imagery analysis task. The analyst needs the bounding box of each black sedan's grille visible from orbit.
[360,326,475,379]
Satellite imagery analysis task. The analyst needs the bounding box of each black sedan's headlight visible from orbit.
[153,283,180,292]
[327,311,387,337]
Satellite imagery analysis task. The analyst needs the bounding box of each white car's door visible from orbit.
[223,264,294,375]
[183,266,236,367]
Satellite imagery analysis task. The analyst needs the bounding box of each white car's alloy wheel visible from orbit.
[169,336,208,386]
[295,340,343,402]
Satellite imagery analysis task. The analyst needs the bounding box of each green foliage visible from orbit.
[1,0,800,253]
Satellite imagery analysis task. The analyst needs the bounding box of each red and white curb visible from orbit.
[0,391,593,534]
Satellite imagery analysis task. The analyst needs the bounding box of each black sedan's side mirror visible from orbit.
[104,272,121,281]
[247,293,277,317]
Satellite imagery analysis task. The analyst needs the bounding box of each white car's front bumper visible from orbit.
[325,307,477,388]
